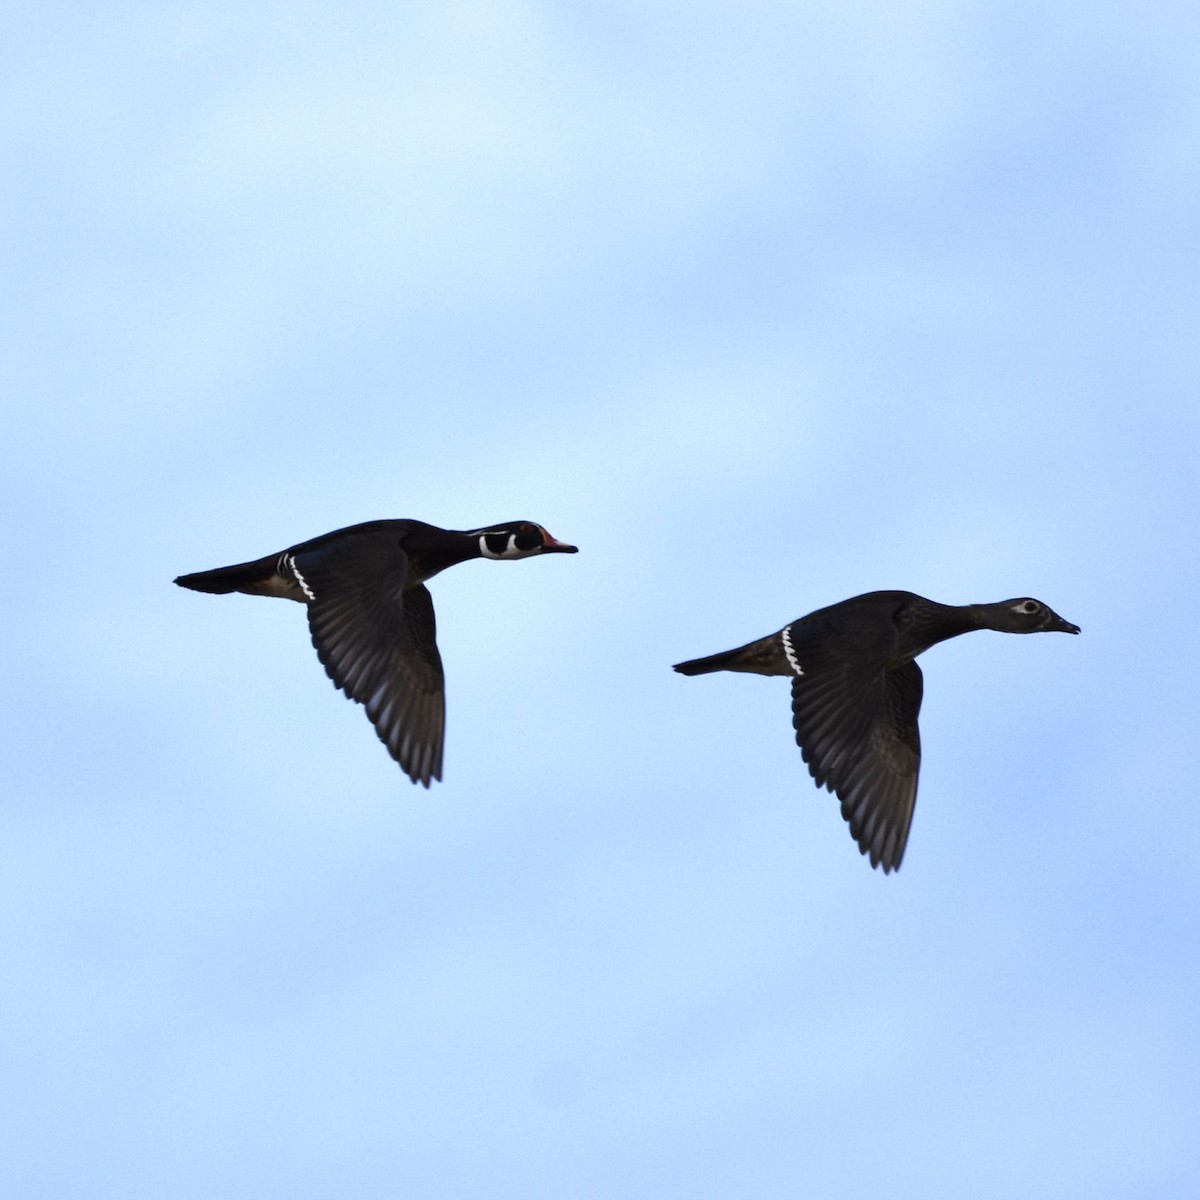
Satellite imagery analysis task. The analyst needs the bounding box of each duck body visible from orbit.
[673,590,1079,873]
[176,519,577,786]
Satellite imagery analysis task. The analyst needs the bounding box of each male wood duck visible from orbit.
[673,591,1080,873]
[176,519,577,785]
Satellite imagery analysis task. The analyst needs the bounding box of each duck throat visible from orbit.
[893,601,981,660]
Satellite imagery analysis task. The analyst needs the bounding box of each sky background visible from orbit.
[4,2,1199,1196]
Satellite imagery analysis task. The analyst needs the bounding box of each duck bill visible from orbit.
[1049,613,1081,634]
[540,529,579,554]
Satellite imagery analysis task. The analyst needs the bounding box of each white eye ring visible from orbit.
[1018,600,1040,615]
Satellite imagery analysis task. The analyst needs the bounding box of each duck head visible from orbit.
[472,522,579,560]
[995,598,1081,634]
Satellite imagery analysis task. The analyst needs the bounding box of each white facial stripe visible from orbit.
[781,626,803,675]
[289,556,316,600]
[477,532,530,559]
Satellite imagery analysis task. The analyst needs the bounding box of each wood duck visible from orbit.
[673,591,1080,873]
[175,519,578,785]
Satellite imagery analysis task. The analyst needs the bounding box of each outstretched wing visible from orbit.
[786,610,922,872]
[289,532,446,786]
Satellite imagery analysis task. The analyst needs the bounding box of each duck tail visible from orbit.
[174,554,280,596]
[673,647,744,676]
[673,630,792,677]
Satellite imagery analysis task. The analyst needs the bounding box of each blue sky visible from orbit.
[4,2,1199,1196]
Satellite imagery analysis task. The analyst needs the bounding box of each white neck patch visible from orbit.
[477,532,524,560]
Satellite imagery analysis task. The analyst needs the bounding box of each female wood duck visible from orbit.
[673,591,1080,873]
[176,519,577,785]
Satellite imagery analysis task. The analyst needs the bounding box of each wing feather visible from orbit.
[291,533,446,786]
[787,609,923,872]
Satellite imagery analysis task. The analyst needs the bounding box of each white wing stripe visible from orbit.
[289,555,316,600]
[781,626,803,675]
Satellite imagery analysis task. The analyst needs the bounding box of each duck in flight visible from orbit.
[176,519,578,785]
[673,591,1079,872]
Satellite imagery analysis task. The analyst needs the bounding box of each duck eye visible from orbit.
[1018,600,1041,615]
[512,525,541,552]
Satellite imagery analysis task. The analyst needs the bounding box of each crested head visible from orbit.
[470,521,578,561]
[986,597,1081,635]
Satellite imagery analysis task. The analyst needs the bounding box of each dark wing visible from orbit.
[290,533,446,786]
[787,611,922,872]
